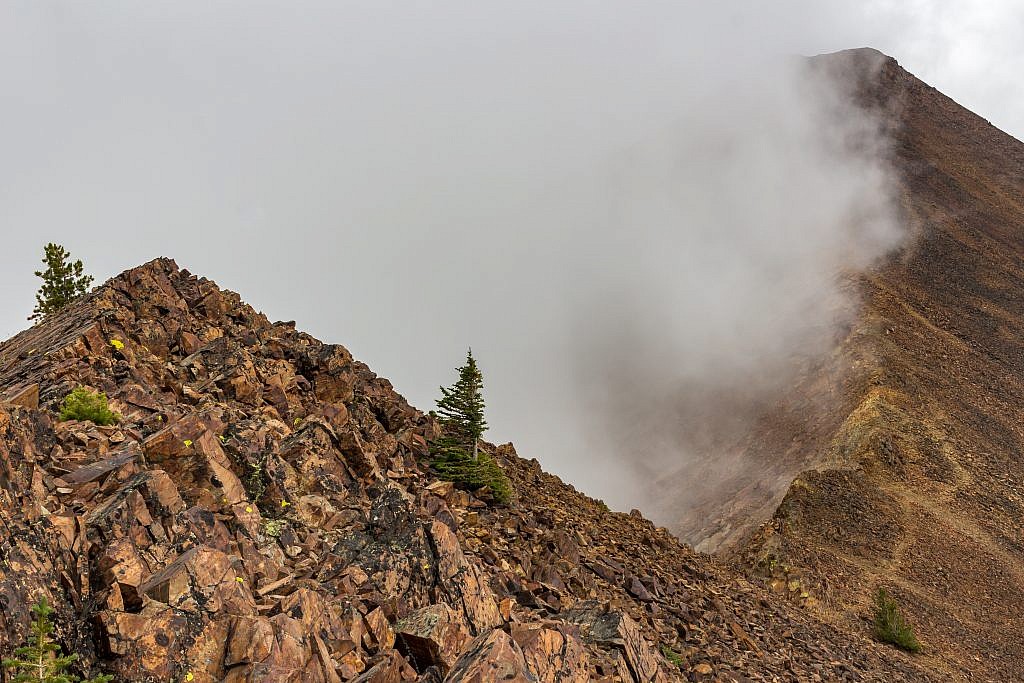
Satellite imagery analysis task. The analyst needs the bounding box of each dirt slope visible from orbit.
[663,49,1024,681]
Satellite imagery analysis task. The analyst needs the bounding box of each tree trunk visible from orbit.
[472,439,478,462]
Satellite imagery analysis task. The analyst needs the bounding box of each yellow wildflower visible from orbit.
[109,339,125,350]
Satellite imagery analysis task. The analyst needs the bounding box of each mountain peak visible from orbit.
[660,37,1024,682]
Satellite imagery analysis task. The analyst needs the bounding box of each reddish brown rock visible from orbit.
[141,411,225,461]
[99,606,188,680]
[429,520,502,632]
[394,603,470,672]
[61,450,138,485]
[565,602,663,682]
[96,537,148,610]
[337,426,381,480]
[0,254,940,683]
[225,616,276,667]
[351,651,417,683]
[365,607,396,652]
[1,383,38,409]
[139,546,256,618]
[443,629,533,683]
[511,624,590,683]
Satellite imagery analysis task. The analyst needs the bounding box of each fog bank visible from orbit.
[1,3,916,514]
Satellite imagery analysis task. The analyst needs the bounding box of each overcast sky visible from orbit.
[2,1,1021,511]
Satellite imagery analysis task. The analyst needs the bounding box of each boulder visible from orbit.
[1,384,38,409]
[429,520,502,632]
[442,629,533,683]
[394,603,470,672]
[565,602,662,682]
[510,624,590,683]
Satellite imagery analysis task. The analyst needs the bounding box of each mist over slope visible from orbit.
[663,48,1024,681]
[1,4,911,516]
[569,49,904,509]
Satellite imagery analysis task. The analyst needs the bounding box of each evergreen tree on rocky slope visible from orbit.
[2,596,112,683]
[435,348,487,461]
[29,243,94,321]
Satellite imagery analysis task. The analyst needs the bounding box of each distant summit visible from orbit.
[660,48,1024,680]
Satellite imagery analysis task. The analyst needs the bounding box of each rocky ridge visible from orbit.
[738,50,1024,682]
[662,49,1024,681]
[0,257,934,681]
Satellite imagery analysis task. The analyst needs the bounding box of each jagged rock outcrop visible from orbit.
[0,257,934,681]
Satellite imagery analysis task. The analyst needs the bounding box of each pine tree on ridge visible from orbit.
[436,348,487,461]
[29,243,94,321]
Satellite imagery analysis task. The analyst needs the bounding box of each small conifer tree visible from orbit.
[427,351,512,504]
[436,349,487,461]
[29,244,94,321]
[2,596,112,682]
[872,587,922,653]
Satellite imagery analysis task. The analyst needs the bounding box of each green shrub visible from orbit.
[3,596,112,682]
[263,519,287,538]
[660,644,684,669]
[59,387,119,425]
[872,588,921,653]
[431,446,512,504]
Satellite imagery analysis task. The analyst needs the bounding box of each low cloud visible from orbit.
[1,3,909,522]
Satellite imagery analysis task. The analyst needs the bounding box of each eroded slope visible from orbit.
[670,50,1024,681]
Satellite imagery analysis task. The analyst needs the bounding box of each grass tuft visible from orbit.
[263,519,287,538]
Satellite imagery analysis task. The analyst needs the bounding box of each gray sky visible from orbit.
[2,1,1021,512]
